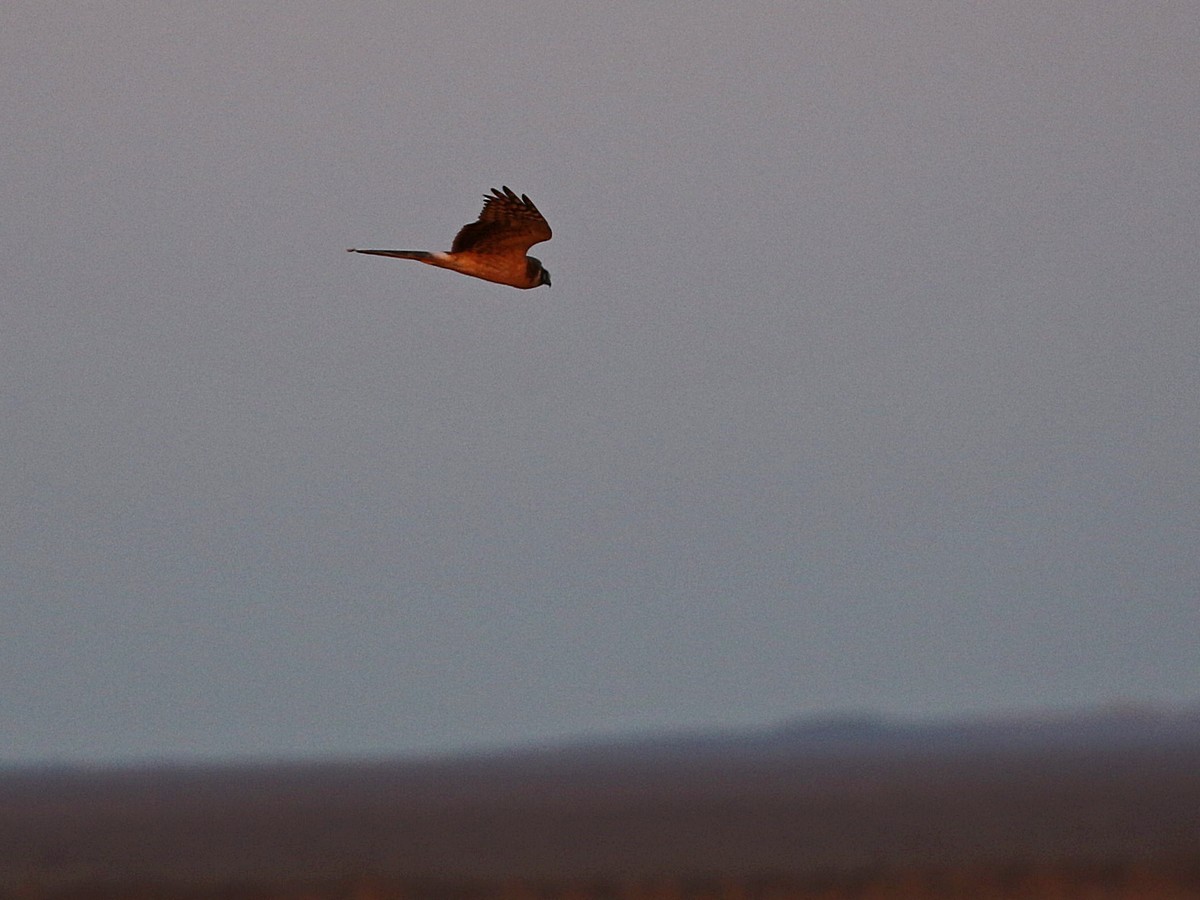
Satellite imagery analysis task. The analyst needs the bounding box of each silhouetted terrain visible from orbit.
[2,708,1198,898]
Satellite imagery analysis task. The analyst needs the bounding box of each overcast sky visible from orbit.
[2,2,1197,765]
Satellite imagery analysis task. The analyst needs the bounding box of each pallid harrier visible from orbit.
[348,187,552,289]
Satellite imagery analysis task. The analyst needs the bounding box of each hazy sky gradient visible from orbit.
[3,2,1197,763]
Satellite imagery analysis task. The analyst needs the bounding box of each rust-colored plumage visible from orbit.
[349,187,552,289]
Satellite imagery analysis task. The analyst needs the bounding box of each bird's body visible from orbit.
[349,187,552,289]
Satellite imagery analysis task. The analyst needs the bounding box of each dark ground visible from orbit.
[2,712,1198,898]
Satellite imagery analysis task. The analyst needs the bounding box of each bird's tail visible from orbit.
[347,249,435,261]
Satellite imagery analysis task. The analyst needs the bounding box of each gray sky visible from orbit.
[3,2,1197,764]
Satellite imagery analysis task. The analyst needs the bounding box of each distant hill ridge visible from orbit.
[1,703,1198,886]
[518,703,1200,765]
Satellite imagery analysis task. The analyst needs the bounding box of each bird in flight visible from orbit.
[349,187,552,289]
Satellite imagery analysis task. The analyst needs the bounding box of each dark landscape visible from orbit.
[3,708,1199,899]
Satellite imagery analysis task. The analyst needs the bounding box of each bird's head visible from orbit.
[527,257,551,288]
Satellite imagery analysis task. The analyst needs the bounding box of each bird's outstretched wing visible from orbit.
[450,187,552,256]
